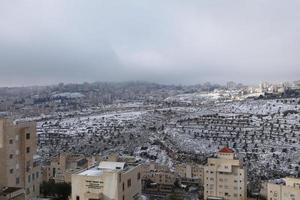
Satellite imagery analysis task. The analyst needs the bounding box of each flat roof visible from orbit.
[208,197,224,200]
[78,161,135,177]
[99,161,126,170]
[78,166,103,176]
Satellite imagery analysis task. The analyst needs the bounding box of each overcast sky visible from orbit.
[0,0,299,86]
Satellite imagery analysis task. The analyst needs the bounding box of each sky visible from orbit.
[0,0,299,86]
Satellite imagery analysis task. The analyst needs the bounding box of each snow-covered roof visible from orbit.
[269,178,285,185]
[78,166,102,176]
[99,161,126,170]
[77,162,129,177]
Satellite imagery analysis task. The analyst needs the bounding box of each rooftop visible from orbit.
[219,147,234,153]
[270,177,300,187]
[77,161,132,177]
[99,161,126,170]
[78,166,102,176]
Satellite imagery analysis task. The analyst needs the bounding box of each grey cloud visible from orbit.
[0,0,299,86]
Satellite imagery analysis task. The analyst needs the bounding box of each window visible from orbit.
[137,172,141,180]
[36,172,39,179]
[76,196,80,200]
[26,161,31,172]
[26,133,30,139]
[26,147,30,153]
[9,139,13,144]
[10,169,14,174]
[16,177,20,184]
[9,154,13,159]
[122,183,125,191]
[28,175,31,183]
[119,174,122,182]
[127,179,131,187]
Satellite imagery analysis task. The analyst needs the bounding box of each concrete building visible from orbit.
[260,181,268,200]
[141,162,176,194]
[0,187,25,200]
[71,161,141,200]
[267,177,300,200]
[42,153,90,183]
[204,147,247,200]
[0,118,41,200]
[175,163,204,186]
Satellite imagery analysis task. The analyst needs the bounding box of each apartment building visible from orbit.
[71,161,141,200]
[0,118,41,200]
[175,163,204,186]
[268,177,300,200]
[42,153,90,183]
[141,162,176,193]
[260,181,268,199]
[204,147,247,200]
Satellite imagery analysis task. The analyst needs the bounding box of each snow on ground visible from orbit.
[34,96,300,184]
[165,127,218,154]
[218,99,299,115]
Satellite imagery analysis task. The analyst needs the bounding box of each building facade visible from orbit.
[141,162,176,193]
[0,118,41,200]
[204,147,247,200]
[71,161,141,200]
[175,163,204,186]
[42,153,91,183]
[268,177,300,200]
